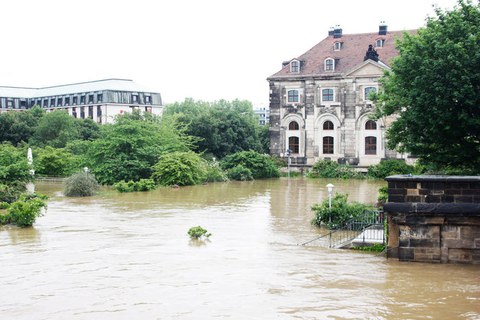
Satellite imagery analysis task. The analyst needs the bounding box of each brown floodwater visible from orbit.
[1,178,479,319]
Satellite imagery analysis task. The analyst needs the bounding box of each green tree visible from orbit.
[31,110,80,148]
[373,0,480,173]
[152,151,207,186]
[75,118,101,141]
[220,150,280,180]
[0,143,33,203]
[164,98,267,158]
[87,111,196,184]
[34,146,81,177]
[0,106,45,145]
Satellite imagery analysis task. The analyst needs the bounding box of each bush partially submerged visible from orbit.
[367,159,416,179]
[311,192,375,229]
[64,171,99,197]
[0,193,48,227]
[188,226,211,239]
[114,179,156,192]
[307,160,361,179]
[152,151,207,186]
[220,150,279,180]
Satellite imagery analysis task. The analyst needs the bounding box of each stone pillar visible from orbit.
[384,175,480,264]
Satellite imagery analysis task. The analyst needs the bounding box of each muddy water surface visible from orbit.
[1,178,479,319]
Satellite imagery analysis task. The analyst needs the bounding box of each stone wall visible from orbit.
[384,175,480,264]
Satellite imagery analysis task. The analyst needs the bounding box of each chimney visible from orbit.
[379,21,387,35]
[328,27,335,36]
[333,25,342,38]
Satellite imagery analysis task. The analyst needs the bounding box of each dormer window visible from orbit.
[375,39,385,48]
[334,42,343,51]
[290,60,300,73]
[324,58,335,71]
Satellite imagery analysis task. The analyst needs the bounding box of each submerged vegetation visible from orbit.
[64,171,100,197]
[311,192,375,229]
[188,226,212,239]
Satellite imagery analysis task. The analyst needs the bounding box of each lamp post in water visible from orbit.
[326,183,334,209]
[286,149,292,178]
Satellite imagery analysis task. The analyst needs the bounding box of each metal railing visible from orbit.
[300,210,385,248]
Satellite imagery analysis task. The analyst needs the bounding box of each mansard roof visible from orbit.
[268,29,416,79]
[0,78,157,98]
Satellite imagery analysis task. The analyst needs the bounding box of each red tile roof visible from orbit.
[269,29,417,79]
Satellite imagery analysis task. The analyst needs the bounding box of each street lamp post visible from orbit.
[326,183,334,209]
[286,149,291,178]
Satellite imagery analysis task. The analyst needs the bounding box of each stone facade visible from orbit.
[384,175,480,264]
[267,25,414,167]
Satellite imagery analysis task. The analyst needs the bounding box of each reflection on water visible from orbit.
[1,178,479,320]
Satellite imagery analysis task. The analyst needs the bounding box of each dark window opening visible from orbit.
[323,136,334,154]
[289,121,299,130]
[323,121,334,130]
[289,136,299,154]
[365,136,377,155]
[365,120,377,130]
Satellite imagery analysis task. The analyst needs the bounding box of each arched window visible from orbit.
[365,136,377,155]
[365,120,377,130]
[289,137,299,154]
[289,121,299,130]
[290,60,299,73]
[323,120,334,130]
[323,136,334,154]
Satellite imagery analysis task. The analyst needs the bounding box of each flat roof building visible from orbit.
[0,78,162,123]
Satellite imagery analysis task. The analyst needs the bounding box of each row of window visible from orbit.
[332,39,384,52]
[286,87,377,104]
[289,39,385,73]
[288,120,377,131]
[287,136,378,155]
[0,93,154,109]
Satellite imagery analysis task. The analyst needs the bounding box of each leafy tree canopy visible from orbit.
[0,106,45,145]
[86,111,197,184]
[373,0,480,173]
[31,110,80,148]
[164,98,268,158]
[220,150,280,179]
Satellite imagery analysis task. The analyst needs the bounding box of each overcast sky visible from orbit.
[0,0,459,107]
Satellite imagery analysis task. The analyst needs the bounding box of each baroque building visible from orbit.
[267,24,414,167]
[0,78,162,123]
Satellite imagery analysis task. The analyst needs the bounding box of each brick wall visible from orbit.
[384,175,480,264]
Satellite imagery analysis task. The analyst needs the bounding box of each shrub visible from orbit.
[220,150,279,179]
[34,146,81,177]
[152,151,206,186]
[64,171,99,197]
[311,192,375,229]
[226,165,253,181]
[1,193,48,227]
[204,161,228,183]
[0,182,25,203]
[377,186,389,207]
[114,179,156,192]
[307,160,361,179]
[367,159,415,179]
[188,226,211,239]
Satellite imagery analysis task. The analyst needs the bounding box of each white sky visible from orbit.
[0,0,458,107]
